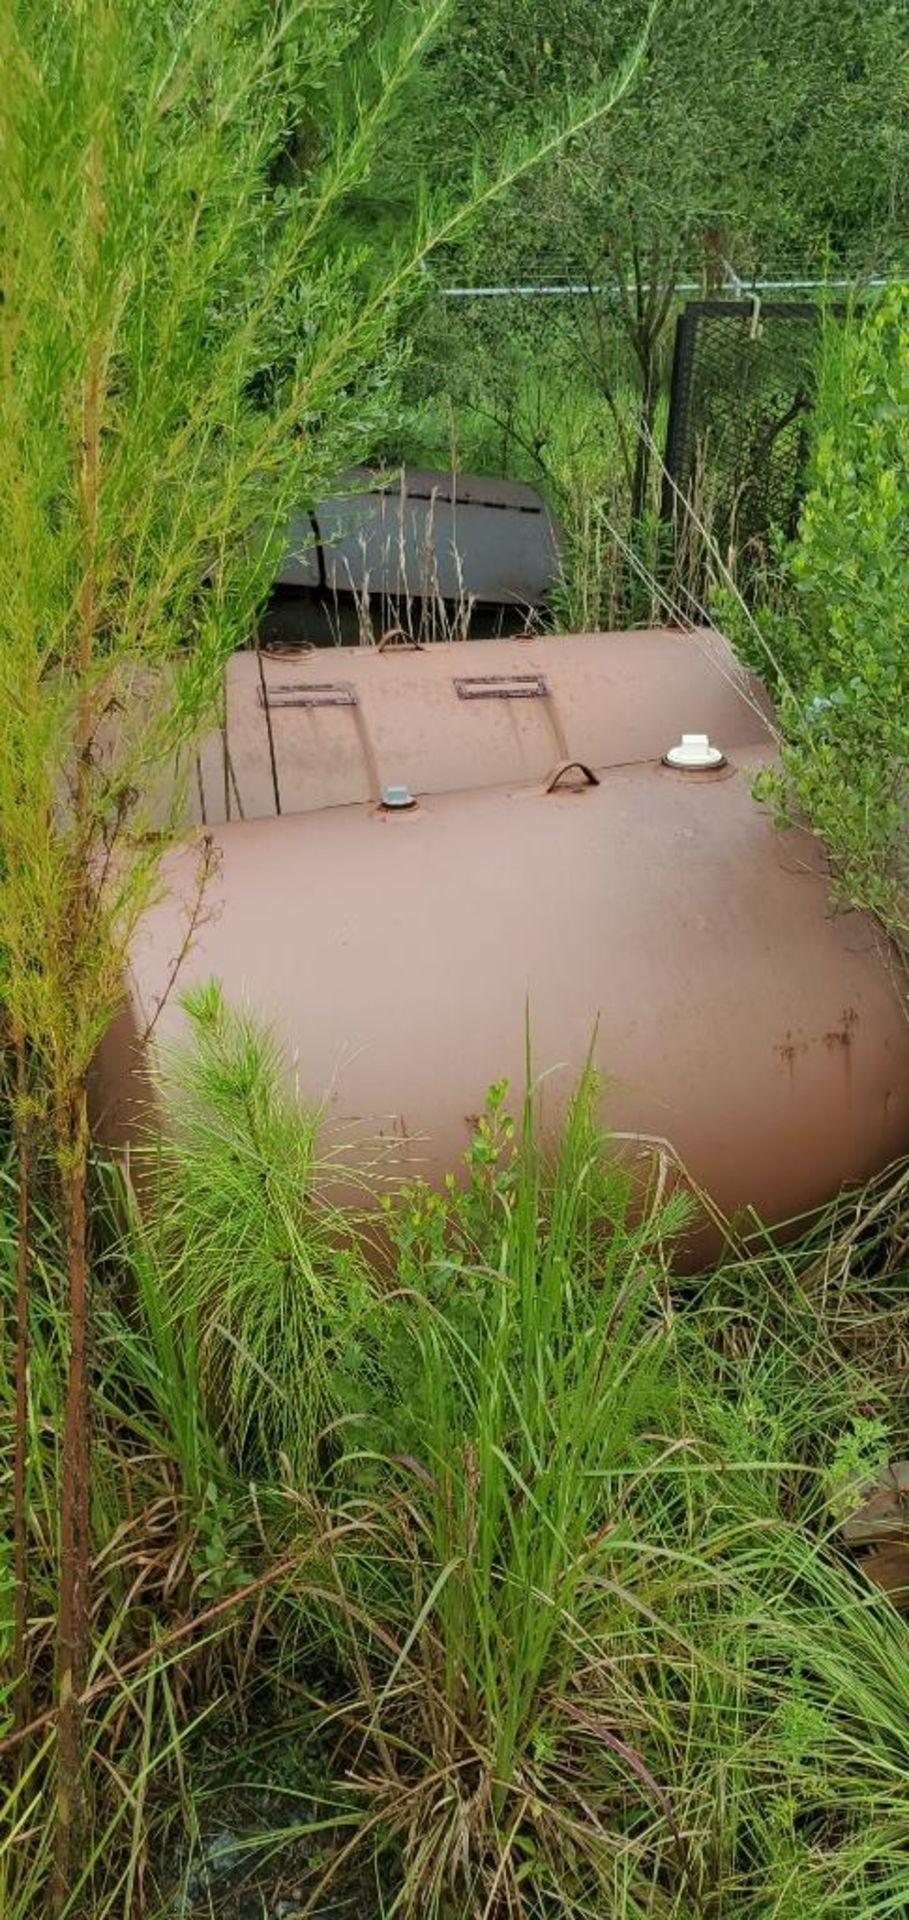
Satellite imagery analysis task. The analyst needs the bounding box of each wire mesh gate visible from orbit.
[661,300,833,586]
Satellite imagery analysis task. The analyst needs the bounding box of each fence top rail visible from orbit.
[439,274,903,300]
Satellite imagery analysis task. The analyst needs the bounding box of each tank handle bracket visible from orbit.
[545,760,600,793]
[454,672,547,700]
[377,628,426,654]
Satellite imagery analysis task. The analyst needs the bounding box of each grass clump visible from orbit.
[6,1004,909,1917]
[318,1070,695,1916]
[318,1090,909,1920]
[149,981,376,1482]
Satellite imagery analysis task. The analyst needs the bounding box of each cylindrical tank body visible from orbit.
[93,630,909,1238]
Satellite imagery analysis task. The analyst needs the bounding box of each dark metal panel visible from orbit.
[275,510,322,587]
[275,467,561,606]
[373,467,547,511]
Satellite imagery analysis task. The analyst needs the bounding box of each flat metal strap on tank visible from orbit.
[453,672,548,700]
[258,681,359,709]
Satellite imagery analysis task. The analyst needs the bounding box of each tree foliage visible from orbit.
[381,0,907,599]
[737,290,909,934]
[0,2,466,1893]
[410,0,908,283]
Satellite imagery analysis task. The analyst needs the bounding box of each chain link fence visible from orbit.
[661,299,843,597]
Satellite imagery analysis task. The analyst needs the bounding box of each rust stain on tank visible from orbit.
[776,1008,859,1074]
[827,1006,858,1103]
[775,1032,809,1073]
[823,1007,859,1050]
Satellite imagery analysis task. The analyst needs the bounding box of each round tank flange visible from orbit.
[662,732,727,771]
[380,784,417,810]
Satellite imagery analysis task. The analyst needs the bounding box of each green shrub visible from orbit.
[722,289,909,933]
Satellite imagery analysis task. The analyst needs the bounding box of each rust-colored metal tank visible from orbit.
[94,628,909,1237]
[186,627,774,822]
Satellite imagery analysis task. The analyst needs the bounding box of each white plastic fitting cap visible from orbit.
[663,732,726,770]
[381,783,416,809]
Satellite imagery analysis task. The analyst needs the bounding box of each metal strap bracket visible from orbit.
[258,681,358,709]
[453,672,547,701]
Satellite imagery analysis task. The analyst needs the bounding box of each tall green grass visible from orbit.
[312,1080,909,1919]
[315,1071,695,1915]
[5,1004,909,1917]
[385,307,673,632]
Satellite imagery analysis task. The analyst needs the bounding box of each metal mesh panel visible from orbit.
[662,300,831,570]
